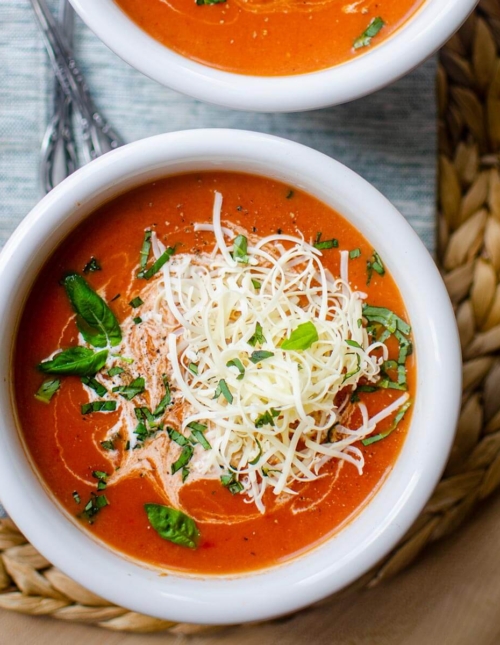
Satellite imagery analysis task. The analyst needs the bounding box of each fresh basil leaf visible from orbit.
[129,297,144,308]
[81,400,117,414]
[134,421,148,442]
[366,250,385,284]
[133,317,142,325]
[249,438,262,466]
[63,273,122,348]
[81,376,107,397]
[346,339,362,349]
[168,427,190,447]
[314,232,338,250]
[153,377,172,417]
[138,246,176,280]
[188,362,199,375]
[83,257,101,273]
[248,322,266,347]
[362,400,412,446]
[249,350,274,364]
[38,347,108,376]
[171,445,194,474]
[226,358,245,380]
[81,493,109,523]
[139,230,152,269]
[233,235,249,264]
[72,491,81,504]
[182,467,190,482]
[349,248,361,259]
[362,305,411,336]
[145,503,200,549]
[196,0,226,5]
[100,439,115,451]
[251,278,261,290]
[34,378,60,403]
[187,422,211,450]
[342,354,361,383]
[112,377,145,401]
[108,366,124,377]
[213,379,233,404]
[255,408,280,428]
[354,16,385,49]
[281,321,318,351]
[220,473,244,494]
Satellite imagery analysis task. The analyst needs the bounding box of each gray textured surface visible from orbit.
[1,0,436,252]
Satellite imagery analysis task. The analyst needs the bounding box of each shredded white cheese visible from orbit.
[153,192,396,512]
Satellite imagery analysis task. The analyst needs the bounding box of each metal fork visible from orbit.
[31,0,124,190]
[40,0,77,193]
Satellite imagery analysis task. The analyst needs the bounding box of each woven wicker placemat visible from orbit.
[1,0,500,633]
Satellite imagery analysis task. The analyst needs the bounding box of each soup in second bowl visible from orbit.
[113,0,426,76]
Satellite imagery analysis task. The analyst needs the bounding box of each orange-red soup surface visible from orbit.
[114,0,425,76]
[14,172,415,575]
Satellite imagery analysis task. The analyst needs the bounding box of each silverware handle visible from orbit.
[30,0,123,157]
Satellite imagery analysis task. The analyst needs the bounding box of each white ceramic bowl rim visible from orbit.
[68,0,477,111]
[0,130,461,624]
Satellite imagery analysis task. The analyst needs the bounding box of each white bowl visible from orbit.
[0,130,460,624]
[69,0,477,112]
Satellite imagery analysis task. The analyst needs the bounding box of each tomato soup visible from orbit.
[113,0,425,76]
[14,172,415,575]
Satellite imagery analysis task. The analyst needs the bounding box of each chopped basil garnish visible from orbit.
[100,439,115,451]
[349,248,361,259]
[92,470,108,490]
[34,378,60,403]
[248,322,266,347]
[255,408,280,428]
[226,358,245,380]
[81,493,109,523]
[107,366,124,377]
[171,445,194,474]
[137,422,151,443]
[133,317,142,325]
[112,377,145,401]
[81,376,107,397]
[182,467,190,482]
[196,0,226,4]
[342,354,361,383]
[139,230,152,269]
[286,189,294,199]
[153,376,172,417]
[221,473,244,494]
[145,503,200,549]
[138,246,176,280]
[249,438,262,466]
[366,250,385,285]
[81,400,117,414]
[188,362,199,375]
[38,347,108,377]
[362,400,412,446]
[249,350,274,364]
[168,427,190,447]
[314,232,338,250]
[233,235,249,264]
[63,273,122,348]
[112,354,134,365]
[187,422,211,450]
[351,384,379,402]
[251,278,261,290]
[354,16,385,49]
[213,378,233,404]
[129,297,144,308]
[83,257,101,273]
[363,305,411,336]
[72,491,81,504]
[281,321,318,351]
